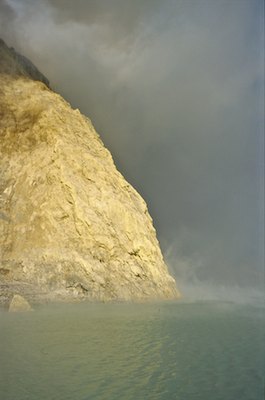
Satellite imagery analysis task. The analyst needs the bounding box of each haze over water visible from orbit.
[1,299,264,400]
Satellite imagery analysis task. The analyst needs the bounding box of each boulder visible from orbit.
[9,294,32,312]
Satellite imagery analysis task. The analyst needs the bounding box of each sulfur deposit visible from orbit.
[0,39,180,306]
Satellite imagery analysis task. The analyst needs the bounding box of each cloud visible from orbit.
[0,0,264,288]
[45,0,163,47]
[0,0,18,44]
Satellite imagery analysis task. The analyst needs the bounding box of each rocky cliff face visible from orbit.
[0,39,180,306]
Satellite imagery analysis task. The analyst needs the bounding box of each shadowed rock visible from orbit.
[0,38,49,85]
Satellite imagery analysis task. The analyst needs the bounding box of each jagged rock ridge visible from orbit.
[0,38,49,85]
[0,39,180,305]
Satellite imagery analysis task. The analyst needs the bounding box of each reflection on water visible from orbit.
[0,302,264,400]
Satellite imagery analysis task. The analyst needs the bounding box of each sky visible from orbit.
[0,0,264,291]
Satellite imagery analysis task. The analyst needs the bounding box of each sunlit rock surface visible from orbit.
[0,39,180,305]
[8,294,32,312]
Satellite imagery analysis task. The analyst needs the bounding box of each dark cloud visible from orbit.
[0,0,264,290]
[45,0,163,45]
[0,0,18,44]
[0,0,15,20]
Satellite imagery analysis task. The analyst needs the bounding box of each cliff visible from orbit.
[0,39,180,306]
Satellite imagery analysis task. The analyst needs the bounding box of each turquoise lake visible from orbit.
[0,300,264,400]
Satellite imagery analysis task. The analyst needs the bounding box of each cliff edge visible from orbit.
[0,39,180,306]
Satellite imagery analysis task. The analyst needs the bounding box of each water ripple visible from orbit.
[0,302,264,400]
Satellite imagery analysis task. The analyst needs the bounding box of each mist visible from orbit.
[0,0,264,293]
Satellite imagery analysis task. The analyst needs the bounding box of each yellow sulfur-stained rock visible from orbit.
[0,39,180,305]
[8,294,32,312]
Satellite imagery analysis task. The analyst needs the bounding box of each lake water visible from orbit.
[0,300,264,400]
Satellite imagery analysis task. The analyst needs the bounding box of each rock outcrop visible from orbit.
[8,294,32,312]
[0,39,180,305]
